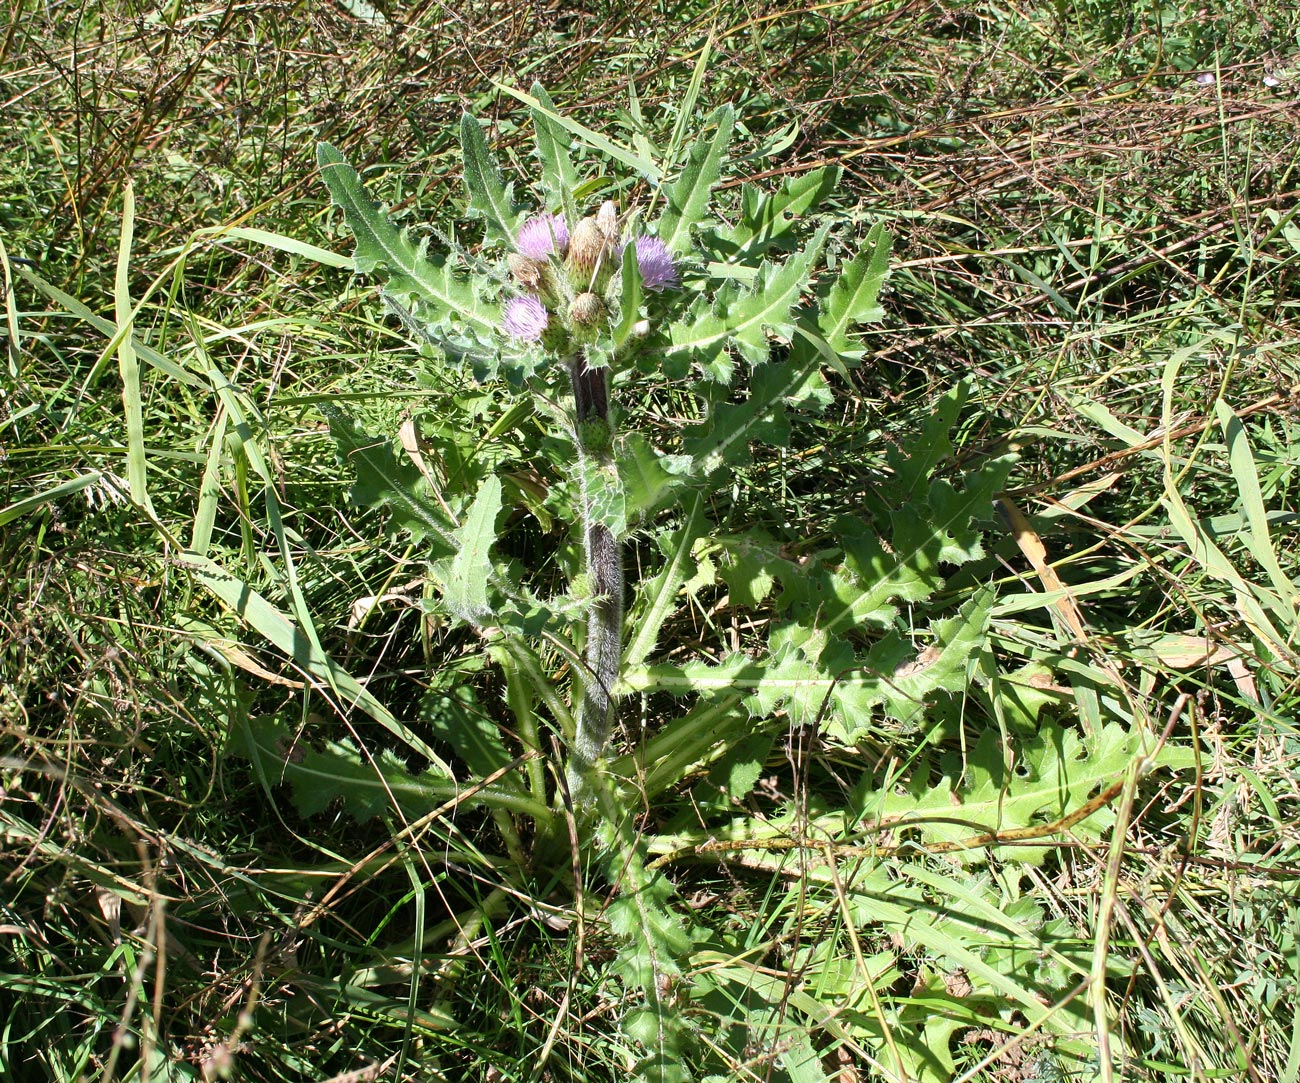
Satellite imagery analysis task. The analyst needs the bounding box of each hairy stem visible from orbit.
[567,349,624,786]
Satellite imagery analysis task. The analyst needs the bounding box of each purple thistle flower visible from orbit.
[628,235,679,292]
[503,296,549,342]
[516,214,569,260]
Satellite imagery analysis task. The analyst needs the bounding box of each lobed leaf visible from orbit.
[317,143,500,345]
[323,407,457,554]
[711,165,842,260]
[656,103,735,257]
[819,221,892,360]
[529,82,580,226]
[667,222,831,378]
[434,475,503,624]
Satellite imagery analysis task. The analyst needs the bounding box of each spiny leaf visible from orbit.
[578,454,627,537]
[317,143,499,344]
[656,103,735,257]
[888,382,963,502]
[711,166,842,260]
[667,222,831,377]
[714,529,788,609]
[832,587,995,733]
[849,719,1194,863]
[418,685,518,783]
[435,474,502,623]
[820,221,892,360]
[684,347,826,473]
[323,407,456,554]
[459,113,521,249]
[529,82,580,226]
[617,433,691,521]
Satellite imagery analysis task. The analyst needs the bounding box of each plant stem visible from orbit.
[567,349,623,789]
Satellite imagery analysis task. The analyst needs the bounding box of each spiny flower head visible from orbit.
[516,214,569,261]
[627,235,679,292]
[502,295,549,342]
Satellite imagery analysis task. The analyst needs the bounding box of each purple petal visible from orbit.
[503,296,549,342]
[629,235,679,292]
[515,214,569,260]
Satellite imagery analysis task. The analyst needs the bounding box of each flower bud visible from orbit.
[567,202,620,293]
[508,253,545,293]
[569,291,607,327]
[566,217,605,288]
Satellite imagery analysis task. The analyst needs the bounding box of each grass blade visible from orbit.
[185,551,452,774]
[114,180,157,518]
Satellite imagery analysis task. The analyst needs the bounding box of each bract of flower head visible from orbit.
[627,235,679,292]
[515,214,569,261]
[502,295,549,342]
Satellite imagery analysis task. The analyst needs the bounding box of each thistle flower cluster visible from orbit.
[502,201,679,346]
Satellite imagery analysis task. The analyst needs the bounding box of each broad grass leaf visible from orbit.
[230,716,546,821]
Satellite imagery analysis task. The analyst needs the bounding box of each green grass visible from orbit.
[4,1,1300,1081]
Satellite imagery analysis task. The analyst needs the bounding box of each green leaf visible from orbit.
[715,530,788,609]
[617,433,691,521]
[1217,398,1297,607]
[493,82,659,183]
[613,238,644,349]
[459,113,521,249]
[578,454,626,537]
[323,407,456,554]
[668,222,830,377]
[529,82,580,226]
[230,716,547,822]
[656,104,735,257]
[836,587,995,733]
[624,496,706,669]
[820,221,892,360]
[418,684,519,785]
[713,166,842,259]
[850,719,1193,861]
[186,553,452,773]
[317,143,499,343]
[684,352,823,473]
[888,382,963,501]
[436,475,502,623]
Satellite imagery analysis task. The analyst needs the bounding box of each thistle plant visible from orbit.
[239,84,1189,1082]
[307,84,888,1075]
